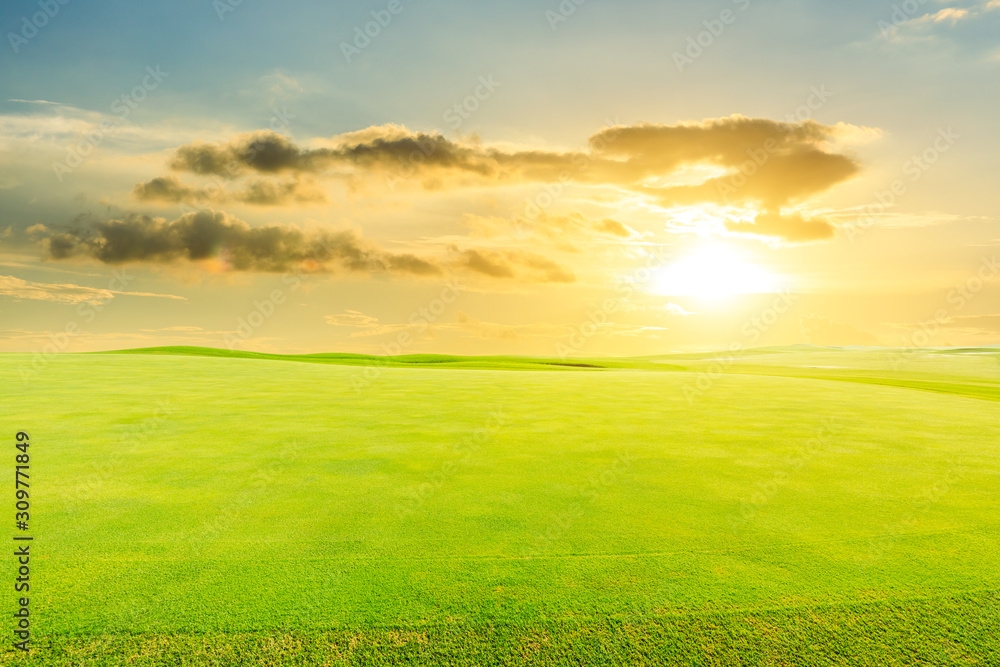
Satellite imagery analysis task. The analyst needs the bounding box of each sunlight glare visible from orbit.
[651,242,781,301]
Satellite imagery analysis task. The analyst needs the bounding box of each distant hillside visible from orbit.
[96,346,682,372]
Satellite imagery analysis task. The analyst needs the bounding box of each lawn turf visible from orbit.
[2,348,998,664]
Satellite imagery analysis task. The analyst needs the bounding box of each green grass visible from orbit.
[2,346,999,664]
[93,345,682,372]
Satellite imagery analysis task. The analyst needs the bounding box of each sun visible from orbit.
[651,242,782,301]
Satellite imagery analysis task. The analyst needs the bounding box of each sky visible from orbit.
[1,0,998,356]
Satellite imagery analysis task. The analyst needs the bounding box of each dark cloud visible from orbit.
[162,118,861,202]
[240,179,326,206]
[167,128,502,181]
[451,248,575,283]
[133,175,326,207]
[170,133,310,177]
[512,251,576,283]
[37,211,575,283]
[146,116,868,241]
[133,176,203,202]
[453,248,515,278]
[40,210,442,276]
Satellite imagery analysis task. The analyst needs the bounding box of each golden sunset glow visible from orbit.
[651,242,783,301]
[0,1,996,357]
[4,3,1000,664]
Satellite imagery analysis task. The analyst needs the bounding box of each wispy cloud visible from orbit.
[0,275,186,305]
[877,0,1000,51]
[325,310,666,341]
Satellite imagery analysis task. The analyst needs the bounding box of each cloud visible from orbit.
[139,326,207,332]
[133,175,327,206]
[453,312,520,339]
[592,117,862,210]
[452,247,514,278]
[254,70,304,106]
[886,313,1000,345]
[0,104,218,155]
[132,177,205,202]
[0,275,185,305]
[165,126,535,186]
[467,212,636,248]
[800,314,881,346]
[664,302,693,316]
[34,210,575,283]
[451,248,575,283]
[725,211,835,242]
[38,210,443,276]
[145,116,867,242]
[325,310,381,328]
[7,98,63,106]
[164,119,861,199]
[878,1,1000,49]
[324,309,568,340]
[942,314,1000,333]
[929,7,970,22]
[910,313,1000,337]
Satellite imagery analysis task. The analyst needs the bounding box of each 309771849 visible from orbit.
[13,430,31,653]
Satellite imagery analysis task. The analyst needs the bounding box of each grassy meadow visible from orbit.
[2,346,999,665]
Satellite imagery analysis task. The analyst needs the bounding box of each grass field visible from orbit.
[2,346,999,665]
